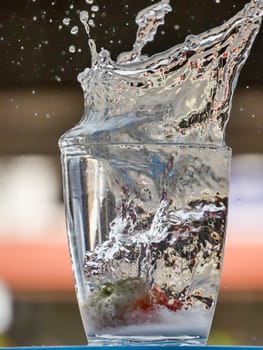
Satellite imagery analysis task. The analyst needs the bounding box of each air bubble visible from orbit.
[185,35,200,50]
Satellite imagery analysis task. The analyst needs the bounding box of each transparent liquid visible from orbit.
[59,0,262,345]
[61,143,230,344]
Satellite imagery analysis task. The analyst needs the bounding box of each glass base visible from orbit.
[88,334,207,346]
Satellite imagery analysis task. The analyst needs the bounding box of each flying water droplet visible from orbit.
[71,26,79,35]
[80,10,90,36]
[69,45,76,53]
[63,17,71,26]
[91,5,99,12]
[88,19,95,27]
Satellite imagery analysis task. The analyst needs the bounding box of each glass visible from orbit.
[59,139,231,345]
[59,0,261,345]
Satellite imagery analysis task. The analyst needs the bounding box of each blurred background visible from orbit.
[0,0,263,346]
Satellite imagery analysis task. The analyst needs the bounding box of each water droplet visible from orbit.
[80,10,89,22]
[63,17,71,26]
[71,25,79,35]
[32,90,36,94]
[46,113,51,118]
[55,75,61,82]
[174,24,180,30]
[85,0,94,4]
[88,19,95,27]
[91,5,99,12]
[34,112,38,117]
[215,0,221,3]
[69,45,76,53]
[185,35,200,50]
[251,114,255,118]
[69,4,74,9]
[33,16,37,21]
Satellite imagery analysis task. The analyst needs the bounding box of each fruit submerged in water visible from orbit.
[87,277,182,329]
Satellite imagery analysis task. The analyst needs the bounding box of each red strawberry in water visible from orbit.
[149,284,182,311]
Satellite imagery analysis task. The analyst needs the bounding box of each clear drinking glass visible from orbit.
[59,136,231,345]
[59,0,262,344]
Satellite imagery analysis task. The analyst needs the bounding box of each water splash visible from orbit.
[117,0,172,63]
[58,1,262,339]
[66,0,263,147]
